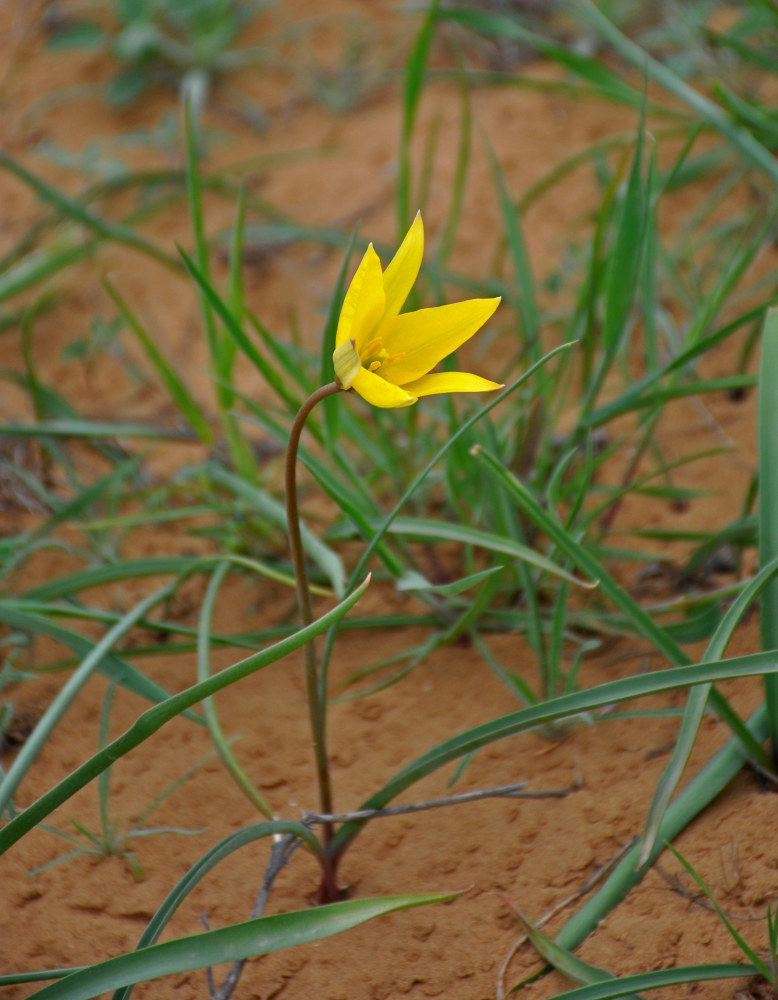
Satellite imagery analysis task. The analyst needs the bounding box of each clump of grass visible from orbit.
[4,2,778,998]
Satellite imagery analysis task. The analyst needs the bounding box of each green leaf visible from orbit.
[0,577,369,853]
[395,565,503,596]
[382,516,596,589]
[103,278,213,442]
[639,554,778,865]
[27,893,457,1000]
[759,307,778,759]
[328,652,778,859]
[509,964,755,1000]
[510,905,615,987]
[46,21,105,49]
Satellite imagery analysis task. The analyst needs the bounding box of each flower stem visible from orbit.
[285,382,342,851]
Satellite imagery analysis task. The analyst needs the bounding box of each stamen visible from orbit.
[368,360,381,372]
[361,337,383,359]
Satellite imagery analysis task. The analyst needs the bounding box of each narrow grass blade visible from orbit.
[112,820,324,1000]
[435,62,471,268]
[471,444,766,760]
[569,0,778,186]
[396,565,502,596]
[102,279,212,442]
[668,845,770,979]
[486,139,538,354]
[0,232,95,303]
[197,563,275,819]
[639,554,778,863]
[178,247,300,411]
[0,604,192,713]
[27,893,457,1000]
[0,150,179,270]
[509,905,614,987]
[0,576,369,854]
[327,650,778,859]
[440,7,643,107]
[580,119,649,420]
[183,98,218,362]
[514,964,755,1000]
[204,465,345,596]
[0,584,175,816]
[398,0,439,232]
[383,517,596,587]
[0,420,192,439]
[759,307,778,763]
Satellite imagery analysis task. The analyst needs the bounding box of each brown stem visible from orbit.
[285,382,342,853]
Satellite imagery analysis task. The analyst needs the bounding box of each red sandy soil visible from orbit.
[1,3,777,999]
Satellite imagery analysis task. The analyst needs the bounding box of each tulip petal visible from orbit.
[402,372,504,397]
[378,212,424,327]
[381,296,501,384]
[336,244,386,349]
[350,367,417,408]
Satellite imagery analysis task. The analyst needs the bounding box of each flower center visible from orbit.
[361,337,405,374]
[333,337,408,390]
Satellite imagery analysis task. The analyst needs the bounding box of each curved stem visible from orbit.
[285,382,342,854]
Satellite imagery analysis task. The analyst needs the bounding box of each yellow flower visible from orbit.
[332,213,502,407]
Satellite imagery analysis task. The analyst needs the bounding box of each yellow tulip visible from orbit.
[333,213,502,407]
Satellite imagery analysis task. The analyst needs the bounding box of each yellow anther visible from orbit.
[362,337,383,359]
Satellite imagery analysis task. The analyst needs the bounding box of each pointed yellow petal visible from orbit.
[402,372,504,397]
[335,244,387,349]
[350,367,417,408]
[379,212,424,325]
[381,296,501,384]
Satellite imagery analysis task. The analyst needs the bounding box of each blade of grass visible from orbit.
[507,964,755,1000]
[102,278,213,442]
[26,893,457,1000]
[398,0,440,234]
[0,576,369,854]
[0,583,175,817]
[112,819,324,1000]
[197,562,275,819]
[639,553,778,865]
[327,652,777,860]
[759,306,778,764]
[0,150,180,270]
[569,0,778,186]
[470,443,769,765]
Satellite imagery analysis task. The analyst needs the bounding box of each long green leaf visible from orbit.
[382,516,596,587]
[639,553,778,864]
[27,892,456,1000]
[327,650,778,858]
[0,150,179,269]
[568,0,778,186]
[0,585,175,816]
[114,819,323,1000]
[470,444,766,762]
[0,577,369,854]
[197,564,274,818]
[0,604,193,714]
[103,279,213,442]
[759,306,778,762]
[520,964,755,1000]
